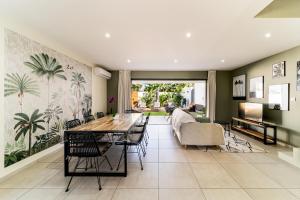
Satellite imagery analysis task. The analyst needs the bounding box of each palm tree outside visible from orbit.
[4,73,39,112]
[14,109,45,156]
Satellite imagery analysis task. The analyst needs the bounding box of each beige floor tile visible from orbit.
[221,163,281,188]
[184,150,217,163]
[159,189,205,200]
[76,176,121,189]
[203,189,252,200]
[65,188,115,200]
[191,163,240,188]
[159,149,187,162]
[38,149,64,163]
[37,170,78,188]
[159,139,182,149]
[112,189,158,200]
[147,139,159,149]
[128,149,158,163]
[288,189,300,199]
[241,153,280,163]
[0,163,59,188]
[211,152,246,163]
[0,189,28,200]
[246,189,298,200]
[18,188,66,200]
[159,163,199,188]
[253,163,300,188]
[118,163,158,188]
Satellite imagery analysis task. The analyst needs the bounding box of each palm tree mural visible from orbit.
[24,53,67,107]
[71,72,86,118]
[4,73,39,112]
[43,105,63,132]
[14,109,45,156]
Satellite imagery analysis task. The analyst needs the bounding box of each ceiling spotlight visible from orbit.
[265,33,271,38]
[174,59,178,63]
[105,33,111,38]
[186,32,191,38]
[127,59,131,63]
[221,59,225,63]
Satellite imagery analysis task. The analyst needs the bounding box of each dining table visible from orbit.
[64,113,143,177]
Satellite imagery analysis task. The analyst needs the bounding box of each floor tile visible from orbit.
[159,189,205,200]
[253,163,300,188]
[65,188,115,200]
[18,188,66,200]
[159,163,199,188]
[112,189,158,200]
[221,163,281,188]
[159,139,182,149]
[211,152,246,163]
[191,163,240,188]
[184,150,217,163]
[159,149,187,162]
[246,189,298,200]
[128,149,158,163]
[118,163,158,188]
[0,189,28,200]
[203,189,252,200]
[288,189,300,199]
[241,153,279,163]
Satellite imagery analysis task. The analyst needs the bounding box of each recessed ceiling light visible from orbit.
[174,59,178,63]
[127,59,131,63]
[265,33,271,38]
[221,59,225,63]
[105,33,111,38]
[186,32,191,38]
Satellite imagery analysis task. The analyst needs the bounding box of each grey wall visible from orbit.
[131,71,207,80]
[216,71,232,121]
[232,45,300,147]
[107,71,118,114]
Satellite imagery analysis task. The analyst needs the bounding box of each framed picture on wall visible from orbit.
[272,61,286,78]
[268,84,289,111]
[249,76,264,98]
[297,61,300,91]
[233,74,246,100]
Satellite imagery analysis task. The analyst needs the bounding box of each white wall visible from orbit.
[92,67,107,114]
[0,19,107,179]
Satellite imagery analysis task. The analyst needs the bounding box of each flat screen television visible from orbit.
[238,102,263,123]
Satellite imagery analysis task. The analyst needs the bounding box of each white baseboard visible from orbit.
[0,143,63,182]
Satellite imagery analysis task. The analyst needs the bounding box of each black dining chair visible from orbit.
[65,119,81,130]
[96,112,105,119]
[84,115,95,123]
[115,124,147,170]
[64,131,113,192]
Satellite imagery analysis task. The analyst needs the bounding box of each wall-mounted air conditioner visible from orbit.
[94,67,111,79]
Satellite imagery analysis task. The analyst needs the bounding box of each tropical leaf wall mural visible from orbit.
[3,29,92,167]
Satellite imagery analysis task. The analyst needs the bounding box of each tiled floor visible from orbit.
[1,117,300,200]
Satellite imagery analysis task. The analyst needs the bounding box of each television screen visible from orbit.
[245,103,263,122]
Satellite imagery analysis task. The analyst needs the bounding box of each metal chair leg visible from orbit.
[104,155,113,170]
[94,157,102,190]
[65,157,81,192]
[116,149,124,171]
[136,146,143,170]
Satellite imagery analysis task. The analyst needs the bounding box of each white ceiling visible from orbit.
[1,0,300,71]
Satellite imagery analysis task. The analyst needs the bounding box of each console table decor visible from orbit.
[231,117,277,145]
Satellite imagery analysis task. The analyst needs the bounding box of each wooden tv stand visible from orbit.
[231,117,277,145]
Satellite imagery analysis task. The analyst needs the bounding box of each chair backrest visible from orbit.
[84,115,95,123]
[96,112,105,119]
[65,119,81,130]
[65,131,100,157]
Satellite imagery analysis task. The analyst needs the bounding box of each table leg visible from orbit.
[64,141,69,177]
[124,142,127,177]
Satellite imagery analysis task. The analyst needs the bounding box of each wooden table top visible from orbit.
[68,113,143,133]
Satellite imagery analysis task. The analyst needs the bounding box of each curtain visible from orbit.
[118,70,131,113]
[207,71,216,122]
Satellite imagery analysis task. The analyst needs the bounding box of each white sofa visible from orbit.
[171,108,225,146]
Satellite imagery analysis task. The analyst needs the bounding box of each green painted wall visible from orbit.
[232,45,300,147]
[131,71,207,80]
[107,71,118,114]
[216,71,232,121]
